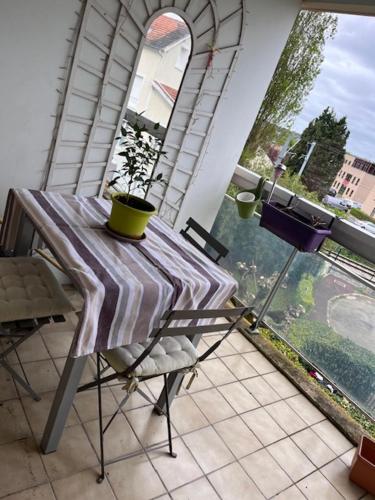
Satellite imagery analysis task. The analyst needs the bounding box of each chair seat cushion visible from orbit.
[104,336,198,378]
[0,257,73,322]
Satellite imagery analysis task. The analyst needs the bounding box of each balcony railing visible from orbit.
[210,167,375,421]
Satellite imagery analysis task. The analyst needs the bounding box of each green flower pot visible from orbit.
[108,193,156,238]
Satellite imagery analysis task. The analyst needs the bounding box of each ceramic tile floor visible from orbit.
[0,290,373,500]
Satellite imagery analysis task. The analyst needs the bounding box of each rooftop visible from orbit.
[146,15,189,50]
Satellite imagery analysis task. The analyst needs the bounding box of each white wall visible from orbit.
[0,0,78,214]
[174,0,301,231]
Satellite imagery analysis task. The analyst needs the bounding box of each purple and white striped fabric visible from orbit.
[0,189,237,357]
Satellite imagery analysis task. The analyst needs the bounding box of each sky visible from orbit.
[293,13,375,162]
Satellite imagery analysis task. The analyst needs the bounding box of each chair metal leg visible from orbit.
[0,358,41,401]
[96,353,105,483]
[163,374,177,458]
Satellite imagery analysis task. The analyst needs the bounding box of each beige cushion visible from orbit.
[104,336,198,378]
[0,257,73,322]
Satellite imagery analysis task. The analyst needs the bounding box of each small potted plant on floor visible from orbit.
[107,115,167,239]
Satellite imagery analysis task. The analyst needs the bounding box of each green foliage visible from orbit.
[109,114,167,199]
[246,11,337,156]
[350,208,375,223]
[296,274,315,309]
[287,319,375,411]
[286,107,350,198]
[259,327,375,438]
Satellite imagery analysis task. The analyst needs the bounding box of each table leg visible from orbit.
[14,213,35,256]
[155,334,201,414]
[40,355,87,454]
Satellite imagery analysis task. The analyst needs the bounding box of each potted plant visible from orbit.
[235,177,268,219]
[107,115,167,239]
[349,435,375,494]
[259,165,332,252]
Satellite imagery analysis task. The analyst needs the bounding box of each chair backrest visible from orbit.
[180,217,229,264]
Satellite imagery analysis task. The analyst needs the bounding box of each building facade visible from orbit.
[331,153,375,217]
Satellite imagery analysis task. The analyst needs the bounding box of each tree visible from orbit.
[286,107,349,197]
[242,11,337,160]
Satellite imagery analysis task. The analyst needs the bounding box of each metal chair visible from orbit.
[0,257,74,400]
[180,217,229,264]
[78,306,251,483]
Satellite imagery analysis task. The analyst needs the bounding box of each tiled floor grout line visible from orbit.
[0,316,362,500]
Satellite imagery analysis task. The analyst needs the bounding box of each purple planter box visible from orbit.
[259,202,332,253]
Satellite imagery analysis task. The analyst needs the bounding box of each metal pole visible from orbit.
[252,247,298,330]
[297,142,316,177]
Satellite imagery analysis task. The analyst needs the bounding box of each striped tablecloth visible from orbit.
[0,189,237,357]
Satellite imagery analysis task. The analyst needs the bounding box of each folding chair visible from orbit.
[77,305,251,483]
[180,217,229,264]
[0,257,74,400]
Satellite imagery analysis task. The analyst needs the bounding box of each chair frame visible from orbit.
[180,217,229,264]
[0,315,66,400]
[78,306,251,483]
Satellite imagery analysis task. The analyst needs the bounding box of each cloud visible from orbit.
[293,13,375,161]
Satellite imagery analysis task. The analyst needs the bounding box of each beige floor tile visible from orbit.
[40,314,76,335]
[242,376,281,406]
[196,337,214,357]
[110,382,154,410]
[311,420,352,455]
[107,453,166,500]
[0,438,47,497]
[218,381,260,413]
[145,376,165,399]
[209,462,264,500]
[227,332,256,353]
[222,354,258,379]
[182,426,234,474]
[214,415,262,459]
[267,437,316,481]
[41,424,98,481]
[292,428,336,467]
[85,413,141,460]
[42,330,75,358]
[321,457,365,500]
[172,477,219,500]
[4,483,55,500]
[200,358,236,386]
[73,386,118,422]
[297,470,343,500]
[265,400,307,434]
[0,398,31,444]
[53,468,116,500]
[4,333,50,364]
[126,405,176,447]
[203,335,237,357]
[22,391,79,435]
[241,407,287,446]
[170,395,209,434]
[192,388,235,423]
[240,448,292,498]
[340,447,356,468]
[242,351,276,375]
[286,394,325,425]
[150,437,203,491]
[0,366,18,400]
[16,359,60,395]
[274,485,306,499]
[263,371,299,398]
[183,367,213,393]
[54,356,96,385]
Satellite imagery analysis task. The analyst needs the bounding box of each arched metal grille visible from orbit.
[44,0,244,226]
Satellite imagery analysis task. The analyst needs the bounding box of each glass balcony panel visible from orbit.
[210,196,293,313]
